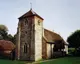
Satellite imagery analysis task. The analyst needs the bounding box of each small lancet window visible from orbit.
[38,20,40,25]
[25,31,27,34]
[25,18,28,25]
[24,43,27,53]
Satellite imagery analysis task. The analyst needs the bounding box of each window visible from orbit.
[25,18,28,25]
[24,43,27,53]
[25,31,27,34]
[38,20,40,25]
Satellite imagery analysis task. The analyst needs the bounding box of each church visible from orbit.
[16,9,68,61]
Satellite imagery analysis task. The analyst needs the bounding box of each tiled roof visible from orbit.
[0,40,15,51]
[44,29,67,45]
[44,29,62,42]
[19,9,44,20]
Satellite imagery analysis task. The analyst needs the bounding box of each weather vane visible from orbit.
[30,2,32,10]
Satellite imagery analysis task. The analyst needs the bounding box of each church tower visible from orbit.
[16,9,44,61]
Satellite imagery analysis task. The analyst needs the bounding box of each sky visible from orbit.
[0,0,80,41]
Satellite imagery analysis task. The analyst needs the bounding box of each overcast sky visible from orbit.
[0,0,80,41]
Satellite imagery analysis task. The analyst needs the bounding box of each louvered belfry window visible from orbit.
[25,18,28,25]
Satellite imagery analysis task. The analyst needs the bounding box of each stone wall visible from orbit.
[16,22,21,60]
[42,38,47,59]
[16,15,43,61]
[34,16,43,61]
[64,45,68,54]
[47,43,54,59]
[20,17,34,60]
[47,43,51,58]
[16,16,35,60]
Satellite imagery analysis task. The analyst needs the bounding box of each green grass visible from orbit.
[1,57,80,64]
[0,59,26,64]
[39,57,80,64]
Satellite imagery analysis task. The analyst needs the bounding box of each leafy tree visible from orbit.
[7,34,13,41]
[0,24,16,44]
[0,35,3,40]
[67,30,80,49]
[13,34,16,44]
[7,34,16,44]
[0,25,8,32]
[0,25,8,40]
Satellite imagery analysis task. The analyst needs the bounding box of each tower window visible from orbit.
[38,20,40,25]
[25,18,28,25]
[24,43,27,53]
[25,31,27,34]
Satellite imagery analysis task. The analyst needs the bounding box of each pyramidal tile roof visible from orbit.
[19,9,44,20]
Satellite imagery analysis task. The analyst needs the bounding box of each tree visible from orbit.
[13,34,16,44]
[7,34,16,44]
[0,25,8,32]
[7,34,13,41]
[0,24,16,44]
[0,35,3,40]
[67,30,80,49]
[0,25,8,40]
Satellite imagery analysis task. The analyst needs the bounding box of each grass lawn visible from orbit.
[0,57,80,64]
[0,59,26,64]
[39,57,80,64]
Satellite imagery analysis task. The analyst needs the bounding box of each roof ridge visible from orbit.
[44,28,59,35]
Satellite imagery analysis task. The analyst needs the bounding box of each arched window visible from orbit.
[24,43,27,53]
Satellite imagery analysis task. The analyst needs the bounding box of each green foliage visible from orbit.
[0,24,16,44]
[13,34,16,44]
[39,57,80,64]
[7,34,14,43]
[0,35,3,40]
[0,59,25,64]
[68,48,75,52]
[68,48,75,56]
[0,25,8,32]
[0,25,8,40]
[67,30,80,48]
